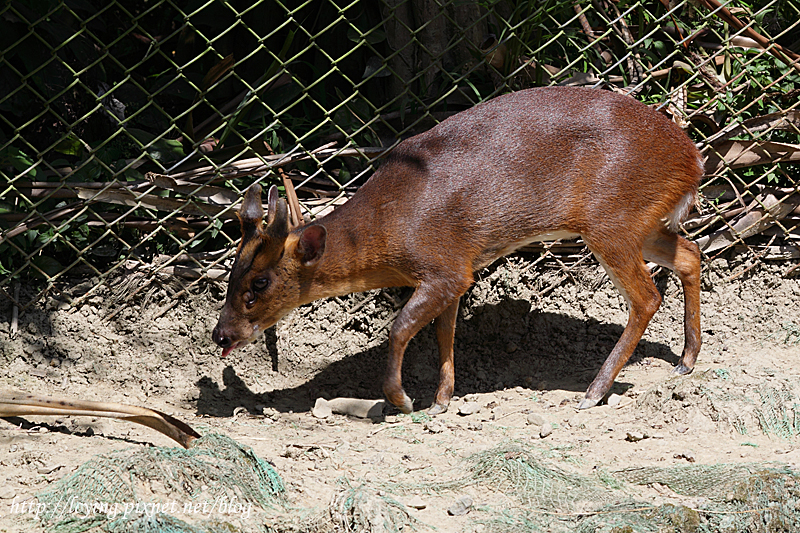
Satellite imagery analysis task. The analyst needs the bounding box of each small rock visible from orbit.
[567,415,585,428]
[527,413,545,426]
[424,420,446,434]
[37,464,64,475]
[312,398,332,419]
[458,402,481,416]
[505,341,518,353]
[0,487,16,500]
[625,431,647,442]
[447,495,474,516]
[676,426,689,434]
[539,422,554,438]
[406,496,427,509]
[262,407,280,419]
[467,421,483,431]
[606,394,622,407]
[674,451,696,462]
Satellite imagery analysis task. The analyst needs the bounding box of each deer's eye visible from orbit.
[252,277,270,292]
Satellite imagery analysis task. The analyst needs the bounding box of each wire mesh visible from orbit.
[1,0,799,313]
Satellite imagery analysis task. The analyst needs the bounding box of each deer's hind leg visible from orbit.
[579,237,663,409]
[643,229,702,374]
[428,299,460,415]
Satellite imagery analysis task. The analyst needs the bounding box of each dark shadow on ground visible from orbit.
[195,298,680,417]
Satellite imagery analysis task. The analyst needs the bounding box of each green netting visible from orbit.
[35,433,285,533]
[268,480,419,533]
[756,381,800,440]
[466,445,800,533]
[466,444,621,512]
[26,437,800,533]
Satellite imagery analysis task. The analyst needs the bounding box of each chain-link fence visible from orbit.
[1,0,799,315]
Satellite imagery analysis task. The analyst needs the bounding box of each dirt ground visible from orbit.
[1,253,799,531]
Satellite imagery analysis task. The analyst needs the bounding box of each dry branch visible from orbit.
[695,0,800,74]
[76,188,233,219]
[164,146,386,184]
[145,173,239,206]
[704,111,800,146]
[696,191,800,253]
[0,393,200,448]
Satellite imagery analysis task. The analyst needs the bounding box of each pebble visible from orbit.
[539,422,554,438]
[606,394,622,407]
[37,464,63,475]
[424,420,446,434]
[312,398,332,419]
[567,414,585,428]
[674,451,696,462]
[467,421,483,431]
[406,496,427,509]
[626,431,647,442]
[447,495,473,516]
[0,487,16,500]
[263,408,280,421]
[527,413,545,427]
[458,402,481,416]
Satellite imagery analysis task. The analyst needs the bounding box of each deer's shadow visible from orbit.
[196,299,678,416]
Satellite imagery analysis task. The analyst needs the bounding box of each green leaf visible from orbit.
[126,128,185,163]
[53,133,84,156]
[31,255,62,278]
[0,146,37,178]
[210,218,222,239]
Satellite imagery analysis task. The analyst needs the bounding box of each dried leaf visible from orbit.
[704,141,800,174]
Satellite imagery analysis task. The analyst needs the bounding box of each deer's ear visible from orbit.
[297,224,327,266]
[238,183,264,241]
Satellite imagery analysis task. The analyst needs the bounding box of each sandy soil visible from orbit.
[1,254,799,531]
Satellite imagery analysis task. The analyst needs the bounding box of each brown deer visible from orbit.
[213,86,702,414]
